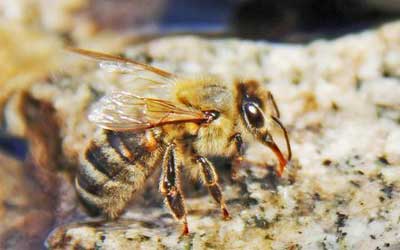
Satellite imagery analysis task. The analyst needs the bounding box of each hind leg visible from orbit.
[160,143,189,235]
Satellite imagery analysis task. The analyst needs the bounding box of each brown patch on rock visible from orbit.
[0,154,56,250]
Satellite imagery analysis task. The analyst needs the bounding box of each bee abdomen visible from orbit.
[76,129,161,218]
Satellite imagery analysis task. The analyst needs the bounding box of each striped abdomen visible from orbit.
[75,129,163,218]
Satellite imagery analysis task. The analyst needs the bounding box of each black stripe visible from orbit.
[105,130,132,163]
[76,170,103,195]
[76,190,102,217]
[85,142,120,178]
[117,132,148,164]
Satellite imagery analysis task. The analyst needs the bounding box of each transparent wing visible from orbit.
[88,91,208,131]
[66,47,176,92]
[67,47,173,77]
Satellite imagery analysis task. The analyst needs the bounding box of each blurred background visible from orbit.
[68,0,400,41]
[79,0,400,42]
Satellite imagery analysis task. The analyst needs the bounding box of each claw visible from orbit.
[222,206,231,220]
[181,222,189,236]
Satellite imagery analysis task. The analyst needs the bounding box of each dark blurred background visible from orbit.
[1,0,400,158]
[86,0,400,42]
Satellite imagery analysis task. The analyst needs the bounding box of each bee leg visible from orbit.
[196,156,231,220]
[231,157,244,181]
[230,133,244,180]
[160,143,189,236]
[230,132,285,177]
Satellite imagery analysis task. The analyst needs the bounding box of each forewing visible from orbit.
[67,47,173,76]
[67,47,176,97]
[88,91,207,131]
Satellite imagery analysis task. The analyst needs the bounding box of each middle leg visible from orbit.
[194,156,231,220]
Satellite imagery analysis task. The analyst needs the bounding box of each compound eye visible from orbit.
[243,102,264,128]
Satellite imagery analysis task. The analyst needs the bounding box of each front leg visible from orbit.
[159,143,189,235]
[195,156,231,220]
[230,133,283,177]
[230,133,245,180]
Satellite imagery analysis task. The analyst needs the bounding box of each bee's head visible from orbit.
[236,81,292,176]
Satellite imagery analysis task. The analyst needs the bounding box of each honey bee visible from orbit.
[68,48,292,235]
